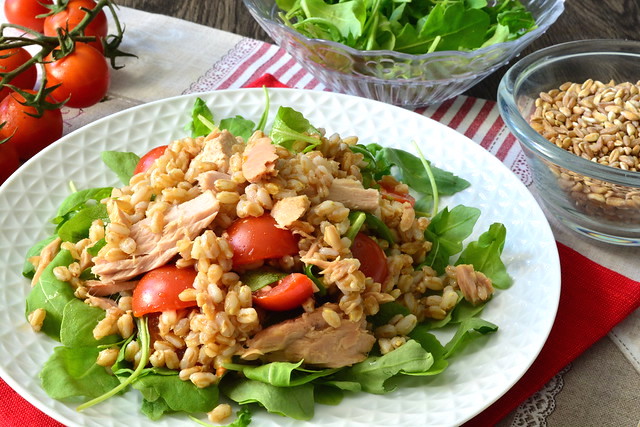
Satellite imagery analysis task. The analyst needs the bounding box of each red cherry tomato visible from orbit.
[43,0,107,53]
[44,43,110,108]
[134,145,168,175]
[379,181,416,206]
[0,48,37,101]
[253,273,315,311]
[132,265,198,317]
[4,0,52,32]
[0,141,20,185]
[0,90,63,160]
[227,215,299,267]
[350,232,389,284]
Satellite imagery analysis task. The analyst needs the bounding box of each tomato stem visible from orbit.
[0,0,133,111]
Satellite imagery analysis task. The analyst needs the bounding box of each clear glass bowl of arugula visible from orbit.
[242,0,564,108]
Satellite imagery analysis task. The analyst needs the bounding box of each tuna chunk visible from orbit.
[85,279,138,297]
[270,195,310,227]
[242,131,278,183]
[241,303,375,368]
[448,264,494,305]
[92,191,220,283]
[198,130,237,173]
[327,178,379,212]
[197,170,232,192]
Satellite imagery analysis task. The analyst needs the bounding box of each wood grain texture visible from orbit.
[117,0,640,101]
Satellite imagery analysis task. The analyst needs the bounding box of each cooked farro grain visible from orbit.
[29,110,504,419]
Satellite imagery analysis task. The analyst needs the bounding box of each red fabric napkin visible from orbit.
[3,74,639,426]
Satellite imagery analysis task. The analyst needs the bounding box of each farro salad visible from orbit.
[23,93,511,425]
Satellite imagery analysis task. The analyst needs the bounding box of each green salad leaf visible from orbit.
[277,0,536,54]
[423,205,481,274]
[132,374,219,420]
[22,235,57,279]
[269,106,321,152]
[101,151,140,185]
[456,222,512,289]
[220,377,316,421]
[25,249,77,340]
[40,346,122,400]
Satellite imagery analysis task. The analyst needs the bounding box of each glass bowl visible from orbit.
[242,0,565,108]
[498,39,640,246]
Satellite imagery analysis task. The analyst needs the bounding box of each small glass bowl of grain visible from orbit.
[498,39,640,245]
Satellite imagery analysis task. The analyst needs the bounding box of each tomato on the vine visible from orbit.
[134,145,168,175]
[43,0,108,53]
[0,141,20,185]
[44,43,110,108]
[350,232,389,284]
[132,265,198,317]
[227,215,300,267]
[253,273,315,311]
[4,0,52,33]
[0,48,37,101]
[0,90,63,160]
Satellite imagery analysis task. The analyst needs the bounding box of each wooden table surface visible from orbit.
[117,0,640,101]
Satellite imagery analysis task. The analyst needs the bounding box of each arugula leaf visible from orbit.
[456,222,512,289]
[25,249,77,340]
[57,203,108,243]
[304,264,326,296]
[220,116,256,142]
[239,268,288,292]
[313,385,344,406]
[87,238,106,256]
[220,377,315,420]
[300,0,366,40]
[40,346,121,400]
[22,235,57,279]
[78,316,151,411]
[269,106,321,152]
[338,340,434,393]
[101,151,140,185]
[277,0,535,54]
[381,147,470,197]
[443,317,498,358]
[369,301,410,327]
[423,205,481,274]
[185,97,216,138]
[132,373,219,420]
[52,187,112,226]
[345,211,366,242]
[225,360,339,387]
[60,299,120,348]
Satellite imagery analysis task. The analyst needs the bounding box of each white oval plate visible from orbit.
[0,88,560,427]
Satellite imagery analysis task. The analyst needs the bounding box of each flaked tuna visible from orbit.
[241,303,376,368]
[327,178,379,212]
[92,191,220,283]
[242,131,278,183]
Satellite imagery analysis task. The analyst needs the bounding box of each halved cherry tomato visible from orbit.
[132,265,198,317]
[43,0,108,53]
[0,48,37,101]
[350,232,389,284]
[4,0,52,32]
[0,90,63,160]
[227,215,299,267]
[134,145,168,175]
[44,43,110,108]
[379,181,416,206]
[0,141,20,185]
[253,273,314,311]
